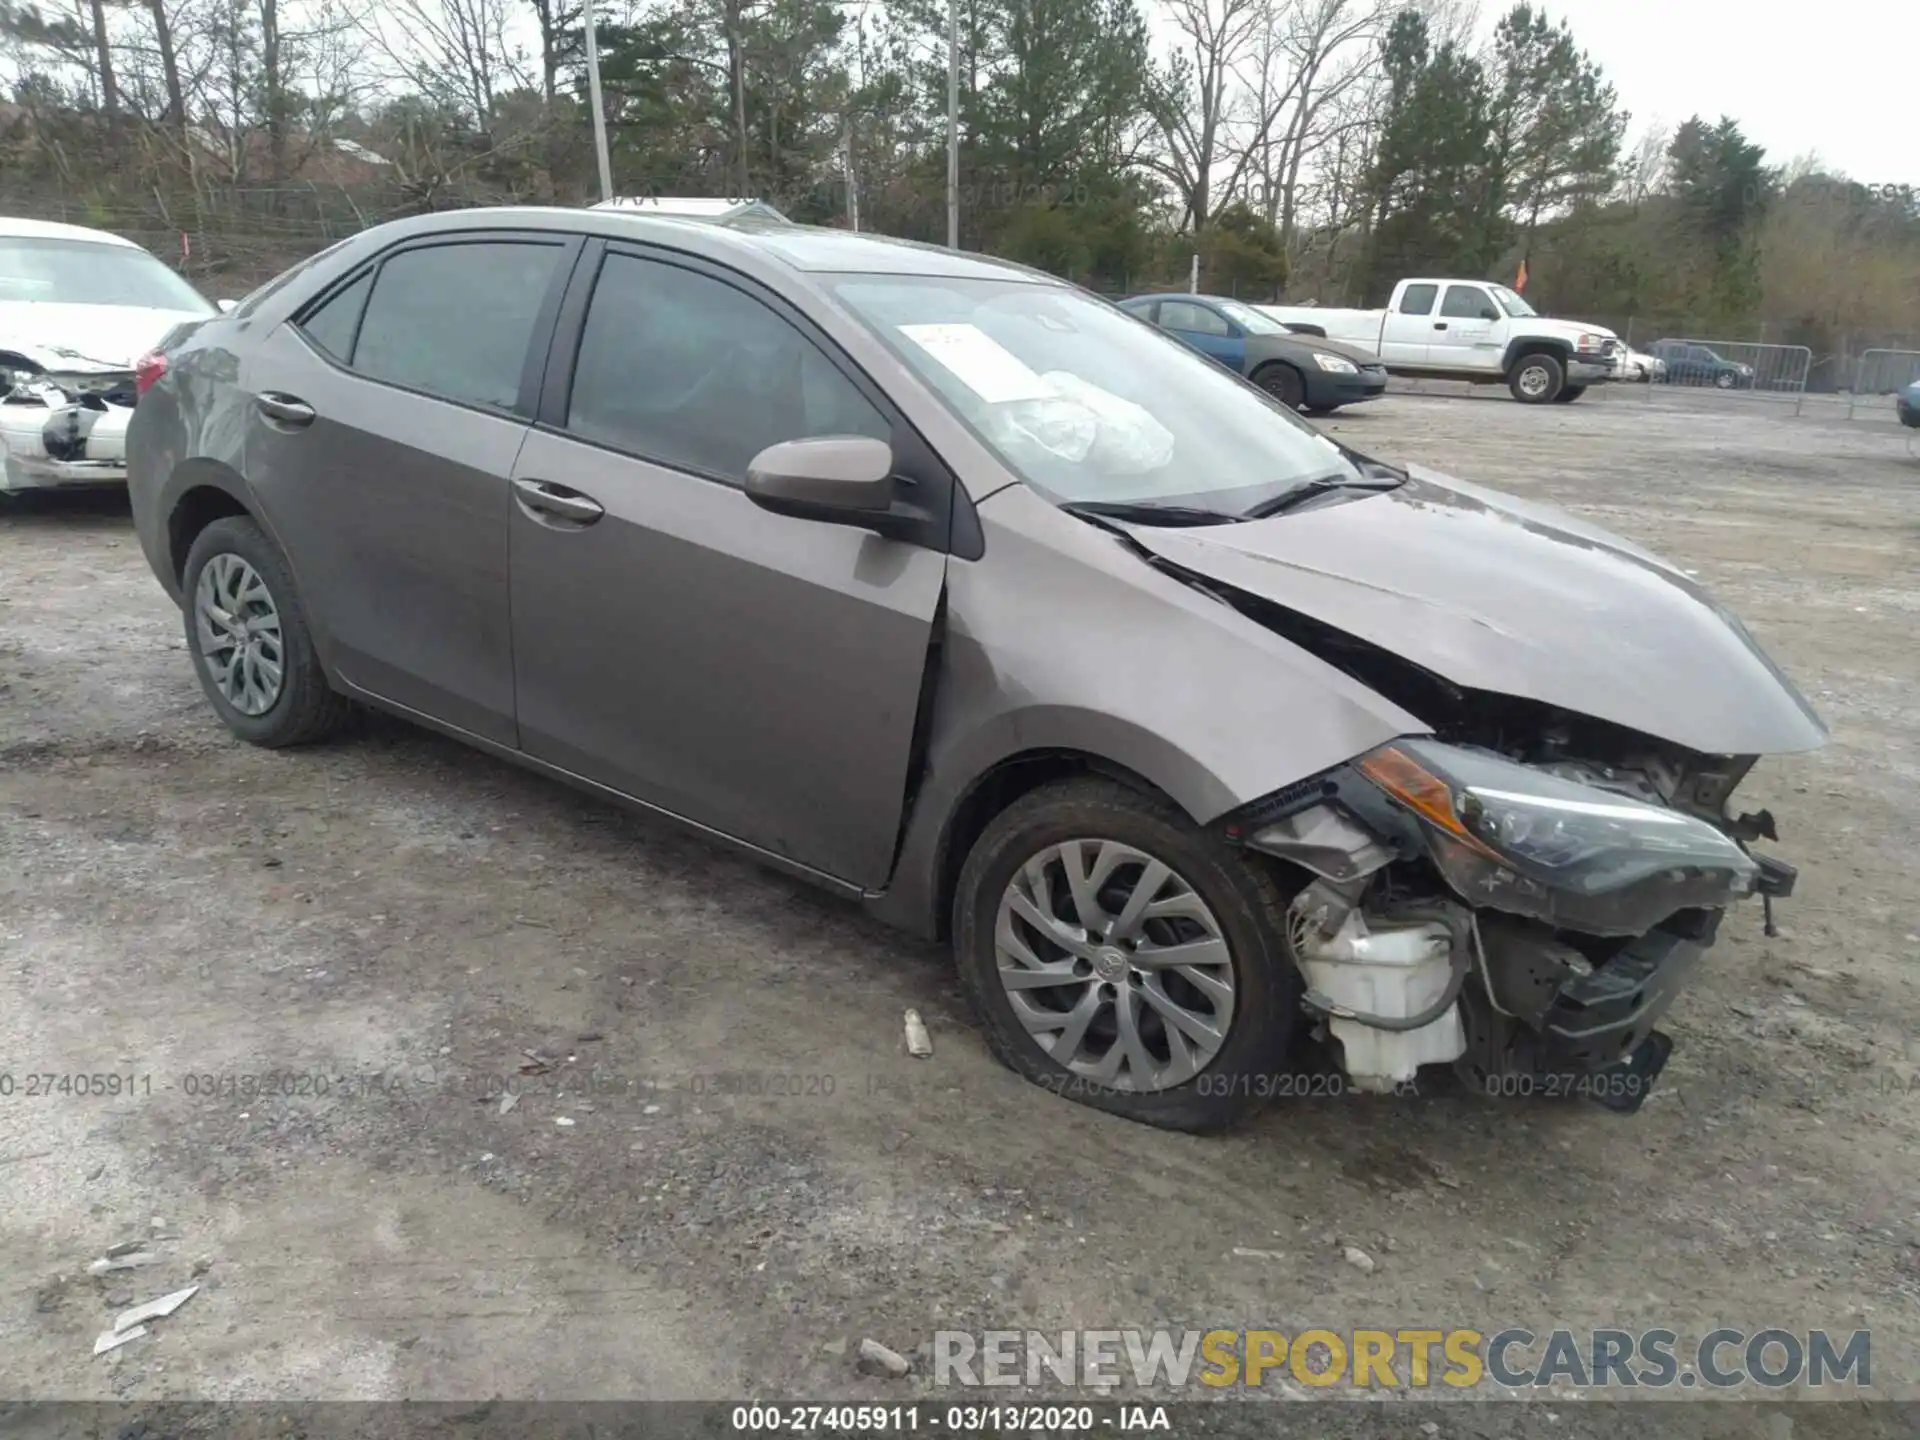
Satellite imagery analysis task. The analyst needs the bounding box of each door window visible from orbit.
[296,269,372,363]
[1159,301,1231,336]
[349,241,563,410]
[1397,284,1438,316]
[1440,285,1496,320]
[565,251,889,483]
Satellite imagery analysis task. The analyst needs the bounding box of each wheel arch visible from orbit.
[1502,336,1572,375]
[869,709,1248,944]
[164,460,258,592]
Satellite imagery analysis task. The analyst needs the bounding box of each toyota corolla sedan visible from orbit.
[126,208,1823,1132]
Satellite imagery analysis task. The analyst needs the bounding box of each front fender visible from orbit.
[865,484,1425,938]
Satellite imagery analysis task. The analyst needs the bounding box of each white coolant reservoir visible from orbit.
[1290,905,1466,1092]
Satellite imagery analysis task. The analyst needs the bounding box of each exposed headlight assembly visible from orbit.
[1353,739,1759,935]
[1311,353,1358,373]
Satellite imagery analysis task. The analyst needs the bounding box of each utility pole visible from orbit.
[583,0,613,203]
[844,123,860,232]
[946,0,959,249]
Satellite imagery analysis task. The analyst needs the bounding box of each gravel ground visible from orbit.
[2,384,1917,1428]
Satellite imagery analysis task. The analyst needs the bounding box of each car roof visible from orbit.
[0,216,142,248]
[370,206,1058,284]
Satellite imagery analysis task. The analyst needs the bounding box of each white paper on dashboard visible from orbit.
[898,324,1055,404]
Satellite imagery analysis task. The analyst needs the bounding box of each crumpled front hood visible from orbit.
[1125,467,1828,757]
[0,302,208,371]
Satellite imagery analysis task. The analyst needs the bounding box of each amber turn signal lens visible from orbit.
[1356,746,1505,861]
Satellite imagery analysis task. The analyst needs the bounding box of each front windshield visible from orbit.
[0,236,214,312]
[1490,284,1536,318]
[1214,298,1289,336]
[828,275,1358,513]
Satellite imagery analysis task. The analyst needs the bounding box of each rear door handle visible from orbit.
[512,477,604,526]
[256,392,315,427]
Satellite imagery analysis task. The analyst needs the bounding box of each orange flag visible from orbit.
[1514,258,1529,292]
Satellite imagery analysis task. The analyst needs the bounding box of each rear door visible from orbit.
[1428,284,1503,371]
[506,243,949,887]
[245,232,578,744]
[1158,300,1246,373]
[1378,283,1438,364]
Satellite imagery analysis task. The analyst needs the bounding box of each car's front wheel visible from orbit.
[953,778,1301,1132]
[1714,370,1737,390]
[182,514,352,747]
[1254,363,1306,410]
[1508,352,1564,403]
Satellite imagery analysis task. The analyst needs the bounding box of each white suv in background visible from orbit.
[1,217,219,493]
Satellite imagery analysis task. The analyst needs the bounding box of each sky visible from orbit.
[1519,0,1907,185]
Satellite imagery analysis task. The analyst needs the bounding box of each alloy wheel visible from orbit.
[194,553,285,716]
[993,839,1236,1092]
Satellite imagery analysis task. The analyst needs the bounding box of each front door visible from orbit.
[506,246,947,887]
[244,234,576,744]
[1158,300,1246,373]
[1428,284,1507,372]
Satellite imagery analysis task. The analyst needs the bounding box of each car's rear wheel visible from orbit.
[953,777,1300,1132]
[1254,363,1306,410]
[1508,352,1564,404]
[182,515,351,747]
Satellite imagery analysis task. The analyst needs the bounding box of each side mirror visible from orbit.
[217,298,239,313]
[1479,307,1501,321]
[745,436,896,529]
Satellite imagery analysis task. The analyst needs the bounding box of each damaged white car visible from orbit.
[2,217,218,493]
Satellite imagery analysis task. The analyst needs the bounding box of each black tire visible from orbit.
[181,514,352,747]
[1254,363,1306,410]
[953,777,1302,1132]
[1553,385,1587,403]
[1303,404,1337,417]
[1714,370,1736,390]
[1508,351,1564,404]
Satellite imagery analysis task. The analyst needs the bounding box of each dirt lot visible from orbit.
[2,385,1917,1426]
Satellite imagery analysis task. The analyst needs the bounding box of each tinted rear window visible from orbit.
[351,241,562,410]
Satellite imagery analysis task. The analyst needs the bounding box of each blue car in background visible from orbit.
[1901,378,1919,428]
[1117,293,1389,414]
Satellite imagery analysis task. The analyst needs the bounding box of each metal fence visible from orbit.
[1624,339,1812,414]
[1846,349,1920,420]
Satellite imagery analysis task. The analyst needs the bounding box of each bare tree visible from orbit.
[1230,0,1384,249]
[366,0,524,136]
[1616,122,1668,207]
[1147,0,1264,239]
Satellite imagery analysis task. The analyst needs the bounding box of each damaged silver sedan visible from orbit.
[126,209,1824,1130]
[1,217,216,493]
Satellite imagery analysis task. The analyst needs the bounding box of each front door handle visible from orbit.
[256,392,315,427]
[1432,322,1448,331]
[512,477,605,526]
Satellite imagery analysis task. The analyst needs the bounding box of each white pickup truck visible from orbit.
[1258,278,1624,405]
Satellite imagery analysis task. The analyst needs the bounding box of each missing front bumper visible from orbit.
[1457,914,1714,1108]
[0,399,131,491]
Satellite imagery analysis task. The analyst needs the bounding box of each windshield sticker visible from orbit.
[898,323,1055,404]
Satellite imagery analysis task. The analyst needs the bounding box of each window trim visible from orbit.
[287,230,584,420]
[536,238,971,557]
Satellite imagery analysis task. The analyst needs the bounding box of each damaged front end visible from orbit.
[1,354,140,491]
[1231,733,1796,1112]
